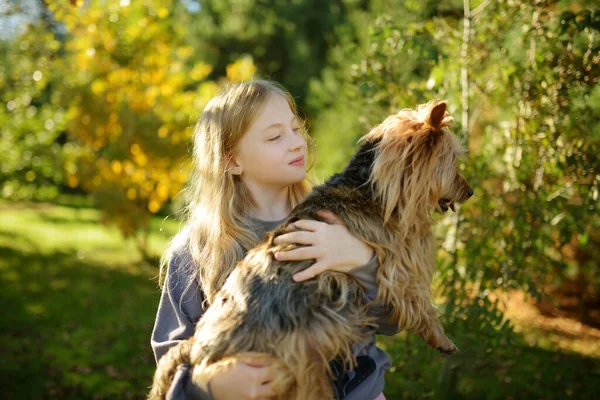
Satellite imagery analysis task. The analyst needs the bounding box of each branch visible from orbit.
[471,0,493,18]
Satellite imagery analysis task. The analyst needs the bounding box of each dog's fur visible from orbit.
[148,100,473,399]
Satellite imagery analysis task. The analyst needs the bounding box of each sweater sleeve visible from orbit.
[151,249,206,363]
[166,364,213,400]
[150,249,214,400]
[347,255,401,336]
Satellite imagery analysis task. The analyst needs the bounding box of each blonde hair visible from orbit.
[159,80,314,306]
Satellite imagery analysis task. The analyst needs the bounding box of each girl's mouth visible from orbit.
[289,156,305,166]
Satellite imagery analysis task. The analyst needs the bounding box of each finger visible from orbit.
[293,263,327,282]
[256,380,279,398]
[290,219,325,232]
[274,246,319,262]
[316,209,343,225]
[255,364,286,396]
[243,366,276,400]
[283,223,297,233]
[273,231,315,246]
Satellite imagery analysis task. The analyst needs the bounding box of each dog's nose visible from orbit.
[467,188,474,198]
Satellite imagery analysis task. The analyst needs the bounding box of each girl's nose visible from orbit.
[289,129,306,151]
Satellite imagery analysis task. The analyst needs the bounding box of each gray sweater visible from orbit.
[151,216,398,400]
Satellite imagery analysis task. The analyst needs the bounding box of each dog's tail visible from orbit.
[147,339,194,400]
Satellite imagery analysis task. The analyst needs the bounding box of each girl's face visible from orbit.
[231,93,307,189]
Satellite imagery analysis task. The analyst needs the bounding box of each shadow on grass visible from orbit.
[2,224,599,400]
[48,195,95,210]
[37,211,101,226]
[0,243,161,400]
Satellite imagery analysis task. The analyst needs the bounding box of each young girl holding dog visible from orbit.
[151,80,397,400]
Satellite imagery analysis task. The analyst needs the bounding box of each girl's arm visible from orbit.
[150,248,213,399]
[151,249,205,363]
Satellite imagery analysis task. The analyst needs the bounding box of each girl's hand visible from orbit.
[273,210,375,282]
[206,354,280,400]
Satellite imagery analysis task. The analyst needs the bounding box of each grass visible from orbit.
[379,331,600,399]
[0,200,178,400]
[1,200,599,399]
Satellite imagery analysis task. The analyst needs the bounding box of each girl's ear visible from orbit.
[227,154,243,176]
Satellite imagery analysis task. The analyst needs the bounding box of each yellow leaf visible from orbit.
[133,169,145,182]
[191,63,213,81]
[158,126,169,138]
[123,160,135,176]
[182,127,192,139]
[198,81,219,101]
[93,139,104,150]
[148,199,161,213]
[176,46,194,60]
[126,187,137,200]
[160,83,174,97]
[156,184,169,199]
[109,124,123,139]
[91,80,106,94]
[157,8,169,19]
[111,160,122,174]
[226,56,257,82]
[135,152,147,167]
[130,143,141,156]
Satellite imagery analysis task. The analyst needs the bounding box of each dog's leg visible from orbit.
[378,277,458,354]
[414,295,458,354]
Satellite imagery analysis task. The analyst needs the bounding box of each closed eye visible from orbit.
[268,135,281,141]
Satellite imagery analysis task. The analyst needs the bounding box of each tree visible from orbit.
[0,1,71,201]
[2,0,258,259]
[306,0,599,395]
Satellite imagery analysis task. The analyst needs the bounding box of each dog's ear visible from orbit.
[426,101,447,130]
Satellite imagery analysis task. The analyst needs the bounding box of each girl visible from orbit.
[151,80,396,400]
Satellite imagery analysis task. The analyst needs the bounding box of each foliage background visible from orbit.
[1,0,599,399]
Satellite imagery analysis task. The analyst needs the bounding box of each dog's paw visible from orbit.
[436,344,459,355]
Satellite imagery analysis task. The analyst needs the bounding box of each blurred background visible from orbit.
[1,0,599,399]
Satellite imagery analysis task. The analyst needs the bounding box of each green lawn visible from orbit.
[0,200,178,400]
[1,200,599,399]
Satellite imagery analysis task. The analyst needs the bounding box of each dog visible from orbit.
[148,100,473,399]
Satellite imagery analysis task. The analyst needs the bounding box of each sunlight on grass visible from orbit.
[500,291,600,358]
[0,201,179,266]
